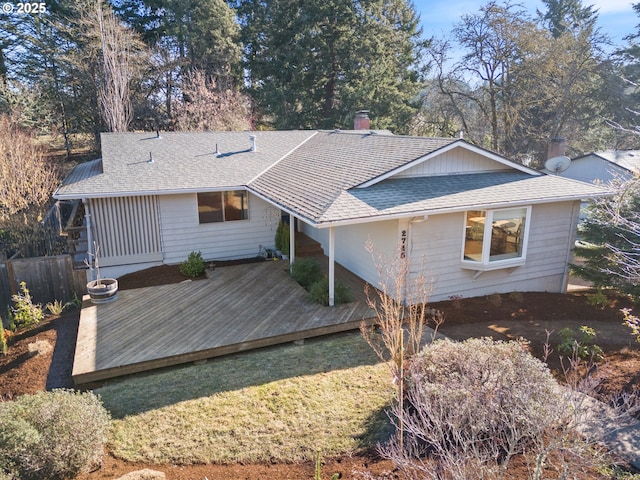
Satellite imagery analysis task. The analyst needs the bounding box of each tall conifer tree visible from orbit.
[237,0,428,132]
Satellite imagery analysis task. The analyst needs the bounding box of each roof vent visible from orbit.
[156,130,161,139]
[148,151,154,164]
[214,143,221,157]
[249,134,256,152]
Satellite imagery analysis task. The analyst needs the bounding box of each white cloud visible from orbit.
[591,0,634,14]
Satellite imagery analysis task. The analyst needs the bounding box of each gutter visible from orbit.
[310,191,611,229]
[54,185,249,201]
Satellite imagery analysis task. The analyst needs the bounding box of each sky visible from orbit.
[415,0,638,49]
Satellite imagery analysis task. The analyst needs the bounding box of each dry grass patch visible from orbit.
[97,333,393,465]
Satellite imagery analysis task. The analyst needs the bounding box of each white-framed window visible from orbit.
[197,190,249,224]
[462,206,530,270]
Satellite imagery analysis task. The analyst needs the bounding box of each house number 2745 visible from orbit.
[400,230,407,258]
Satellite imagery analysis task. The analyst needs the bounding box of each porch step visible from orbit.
[295,234,324,257]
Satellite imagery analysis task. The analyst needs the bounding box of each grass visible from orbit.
[96,332,394,465]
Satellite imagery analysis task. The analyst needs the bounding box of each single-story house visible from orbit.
[54,123,608,304]
[558,150,640,184]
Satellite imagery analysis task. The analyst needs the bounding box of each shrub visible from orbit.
[275,219,290,255]
[387,338,566,478]
[621,308,640,342]
[557,325,604,362]
[45,300,66,316]
[10,282,43,329]
[290,258,322,289]
[309,277,352,306]
[487,292,502,307]
[509,291,523,302]
[587,289,609,309]
[0,321,6,355]
[0,390,111,480]
[179,251,207,278]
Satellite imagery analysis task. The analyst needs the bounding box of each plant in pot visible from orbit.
[85,243,118,304]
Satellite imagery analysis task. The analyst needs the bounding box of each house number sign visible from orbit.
[400,229,407,258]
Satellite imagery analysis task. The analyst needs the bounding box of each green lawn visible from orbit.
[96,332,394,464]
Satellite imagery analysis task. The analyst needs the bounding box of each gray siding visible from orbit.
[408,202,578,301]
[159,192,280,264]
[393,147,510,178]
[304,201,579,303]
[302,219,400,290]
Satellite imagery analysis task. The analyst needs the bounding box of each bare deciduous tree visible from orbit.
[0,113,59,219]
[95,1,135,132]
[173,70,251,131]
[0,112,61,256]
[360,239,443,450]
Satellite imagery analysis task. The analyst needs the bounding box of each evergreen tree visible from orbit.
[237,0,428,132]
[537,0,598,38]
[572,178,640,299]
[113,0,243,128]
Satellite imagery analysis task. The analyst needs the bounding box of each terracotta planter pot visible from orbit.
[87,278,118,304]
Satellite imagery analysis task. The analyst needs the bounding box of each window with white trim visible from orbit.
[198,191,249,223]
[462,207,530,269]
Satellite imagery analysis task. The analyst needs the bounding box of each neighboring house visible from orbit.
[558,150,640,184]
[54,126,607,304]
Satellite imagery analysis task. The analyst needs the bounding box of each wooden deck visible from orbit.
[73,260,374,385]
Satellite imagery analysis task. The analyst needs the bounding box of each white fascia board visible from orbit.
[357,140,541,189]
[312,193,610,229]
[53,185,249,200]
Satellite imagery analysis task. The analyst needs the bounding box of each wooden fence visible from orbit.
[0,255,86,316]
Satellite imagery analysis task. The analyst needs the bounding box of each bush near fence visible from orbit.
[0,255,85,318]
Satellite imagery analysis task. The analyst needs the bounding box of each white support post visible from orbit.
[329,226,335,306]
[289,216,296,267]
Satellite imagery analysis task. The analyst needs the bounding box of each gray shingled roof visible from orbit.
[249,130,458,221]
[55,129,609,226]
[319,172,609,224]
[55,131,316,198]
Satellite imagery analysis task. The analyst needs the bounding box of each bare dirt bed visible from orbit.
[1,265,638,479]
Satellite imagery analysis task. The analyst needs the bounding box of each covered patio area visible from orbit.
[72,259,374,385]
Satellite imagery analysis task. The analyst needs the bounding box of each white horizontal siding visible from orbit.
[303,202,579,303]
[302,220,399,290]
[394,147,510,178]
[408,202,578,301]
[159,192,280,264]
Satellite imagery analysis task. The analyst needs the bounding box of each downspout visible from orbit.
[561,200,581,292]
[83,198,95,282]
[329,226,335,306]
